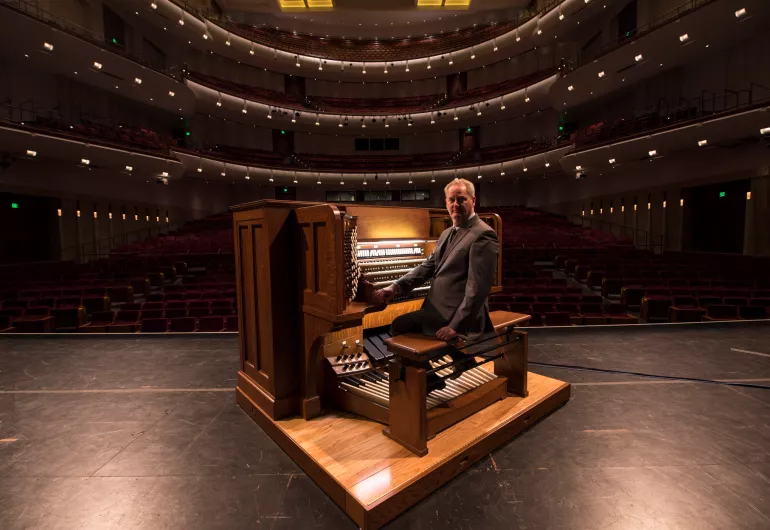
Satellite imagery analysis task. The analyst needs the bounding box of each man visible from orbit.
[373,178,499,343]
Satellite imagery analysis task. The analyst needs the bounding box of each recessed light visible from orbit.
[567,85,574,91]
[575,165,582,170]
[81,158,90,165]
[221,172,226,176]
[735,8,747,18]
[522,167,528,172]
[679,33,689,42]
[151,2,157,9]
[524,97,530,103]
[760,127,770,135]
[635,54,643,62]
[216,101,222,107]
[608,158,615,164]
[179,19,184,25]
[544,162,550,168]
[598,71,605,78]
[168,91,175,96]
[698,140,708,147]
[134,77,142,84]
[93,61,102,69]
[43,42,53,51]
[126,165,133,172]
[161,172,169,177]
[648,150,657,156]
[26,149,37,157]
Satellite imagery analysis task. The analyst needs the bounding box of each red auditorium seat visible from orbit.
[51,307,86,332]
[110,310,141,332]
[0,315,14,333]
[544,312,573,327]
[197,316,225,332]
[82,296,110,315]
[141,318,169,333]
[224,316,239,332]
[604,303,639,324]
[25,306,51,317]
[56,297,82,308]
[703,305,739,321]
[14,316,55,333]
[739,306,768,320]
[620,287,645,310]
[640,297,672,323]
[169,317,197,332]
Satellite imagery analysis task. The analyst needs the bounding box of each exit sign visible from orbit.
[11,202,18,209]
[719,191,726,198]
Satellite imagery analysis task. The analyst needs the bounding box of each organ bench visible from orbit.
[231,199,570,529]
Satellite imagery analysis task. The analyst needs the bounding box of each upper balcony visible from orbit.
[130,0,625,82]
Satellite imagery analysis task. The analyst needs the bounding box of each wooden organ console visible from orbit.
[232,199,570,529]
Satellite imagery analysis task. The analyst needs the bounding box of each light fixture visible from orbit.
[449,52,453,65]
[161,171,169,177]
[168,91,175,97]
[680,198,684,206]
[453,109,458,120]
[318,58,323,71]
[524,96,530,103]
[522,167,528,172]
[57,208,62,217]
[125,165,133,172]
[575,165,582,170]
[431,171,435,183]
[93,61,102,70]
[203,33,209,40]
[647,201,651,210]
[93,211,98,219]
[567,85,574,91]
[150,2,157,9]
[608,158,616,164]
[427,58,431,70]
[295,56,300,67]
[216,99,222,107]
[77,209,81,218]
[269,170,274,182]
[197,167,203,173]
[221,171,226,176]
[493,39,498,51]
[243,104,249,114]
[559,13,564,21]
[735,8,747,18]
[315,114,320,126]
[81,158,90,165]
[598,71,605,78]
[470,46,475,59]
[648,150,657,156]
[760,127,770,135]
[26,149,37,157]
[430,113,435,124]
[537,29,542,35]
[635,54,643,62]
[146,215,150,222]
[384,117,389,128]
[634,204,638,211]
[679,33,690,42]
[362,62,366,74]
[545,162,550,168]
[477,108,482,116]
[43,42,53,51]
[698,139,708,147]
[249,44,255,55]
[133,77,143,85]
[178,17,184,26]
[405,60,410,72]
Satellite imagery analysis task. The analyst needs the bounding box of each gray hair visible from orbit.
[444,178,476,199]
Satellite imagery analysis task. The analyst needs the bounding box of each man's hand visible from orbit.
[372,285,398,305]
[436,326,457,342]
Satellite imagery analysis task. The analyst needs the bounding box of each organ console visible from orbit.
[232,199,569,529]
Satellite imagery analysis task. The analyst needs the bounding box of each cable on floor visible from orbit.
[528,361,770,390]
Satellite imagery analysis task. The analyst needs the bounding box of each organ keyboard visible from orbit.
[231,200,525,456]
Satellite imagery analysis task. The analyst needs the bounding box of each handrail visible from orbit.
[569,88,770,149]
[0,0,183,80]
[570,214,664,254]
[565,0,716,71]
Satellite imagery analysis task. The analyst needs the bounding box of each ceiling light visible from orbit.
[608,158,615,164]
[93,61,102,69]
[125,165,133,171]
[203,34,209,40]
[81,158,90,165]
[134,77,142,84]
[537,29,542,35]
[216,101,222,107]
[522,167,528,172]
[648,150,657,156]
[559,14,564,20]
[243,107,249,114]
[747,191,752,200]
[524,97,530,103]
[477,110,482,116]
[516,36,521,42]
[151,2,157,9]
[168,91,175,97]
[598,71,605,78]
[635,54,643,62]
[698,139,708,147]
[161,172,169,177]
[26,149,37,157]
[178,19,184,25]
[735,8,747,18]
[500,170,505,175]
[575,165,582,170]
[544,162,550,168]
[249,48,255,55]
[225,40,231,46]
[197,168,203,173]
[291,117,296,123]
[43,42,53,51]
[679,33,689,42]
[760,127,770,135]
[567,85,574,91]
[221,171,226,176]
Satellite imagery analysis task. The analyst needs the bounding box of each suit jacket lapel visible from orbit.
[436,228,470,272]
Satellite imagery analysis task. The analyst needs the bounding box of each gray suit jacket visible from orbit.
[395,215,499,337]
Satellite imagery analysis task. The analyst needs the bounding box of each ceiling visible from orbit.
[214,0,532,38]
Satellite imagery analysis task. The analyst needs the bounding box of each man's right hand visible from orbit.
[372,285,398,305]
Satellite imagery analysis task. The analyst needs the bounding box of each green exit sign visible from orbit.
[283,187,288,193]
[11,202,19,209]
[719,191,726,198]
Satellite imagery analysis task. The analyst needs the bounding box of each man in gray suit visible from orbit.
[373,178,499,342]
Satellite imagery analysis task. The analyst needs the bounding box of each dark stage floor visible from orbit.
[2,324,770,529]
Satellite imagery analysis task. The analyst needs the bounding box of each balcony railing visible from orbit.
[571,215,664,254]
[0,0,183,80]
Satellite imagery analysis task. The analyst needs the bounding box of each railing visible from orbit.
[566,0,717,70]
[0,0,183,80]
[570,215,664,254]
[570,86,770,149]
[61,221,184,264]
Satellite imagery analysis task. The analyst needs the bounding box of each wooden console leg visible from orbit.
[385,360,428,456]
[494,331,528,397]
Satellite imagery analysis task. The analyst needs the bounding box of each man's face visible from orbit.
[445,183,475,225]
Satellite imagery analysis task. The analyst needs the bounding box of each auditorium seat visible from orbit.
[169,317,197,332]
[14,316,56,333]
[703,305,739,321]
[669,306,704,323]
[544,312,573,327]
[110,310,141,332]
[141,309,164,319]
[604,303,639,324]
[141,318,169,333]
[0,315,13,333]
[198,316,225,332]
[738,305,768,320]
[555,303,582,325]
[30,297,56,308]
[224,316,239,331]
[723,297,749,307]
[106,286,134,304]
[121,303,142,311]
[620,287,645,310]
[82,296,110,315]
[56,297,82,308]
[0,308,24,319]
[51,307,86,332]
[640,297,672,323]
[697,296,722,308]
[25,306,51,317]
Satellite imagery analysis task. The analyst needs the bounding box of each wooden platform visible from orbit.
[236,371,570,529]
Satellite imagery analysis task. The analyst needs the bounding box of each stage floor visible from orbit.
[2,324,770,529]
